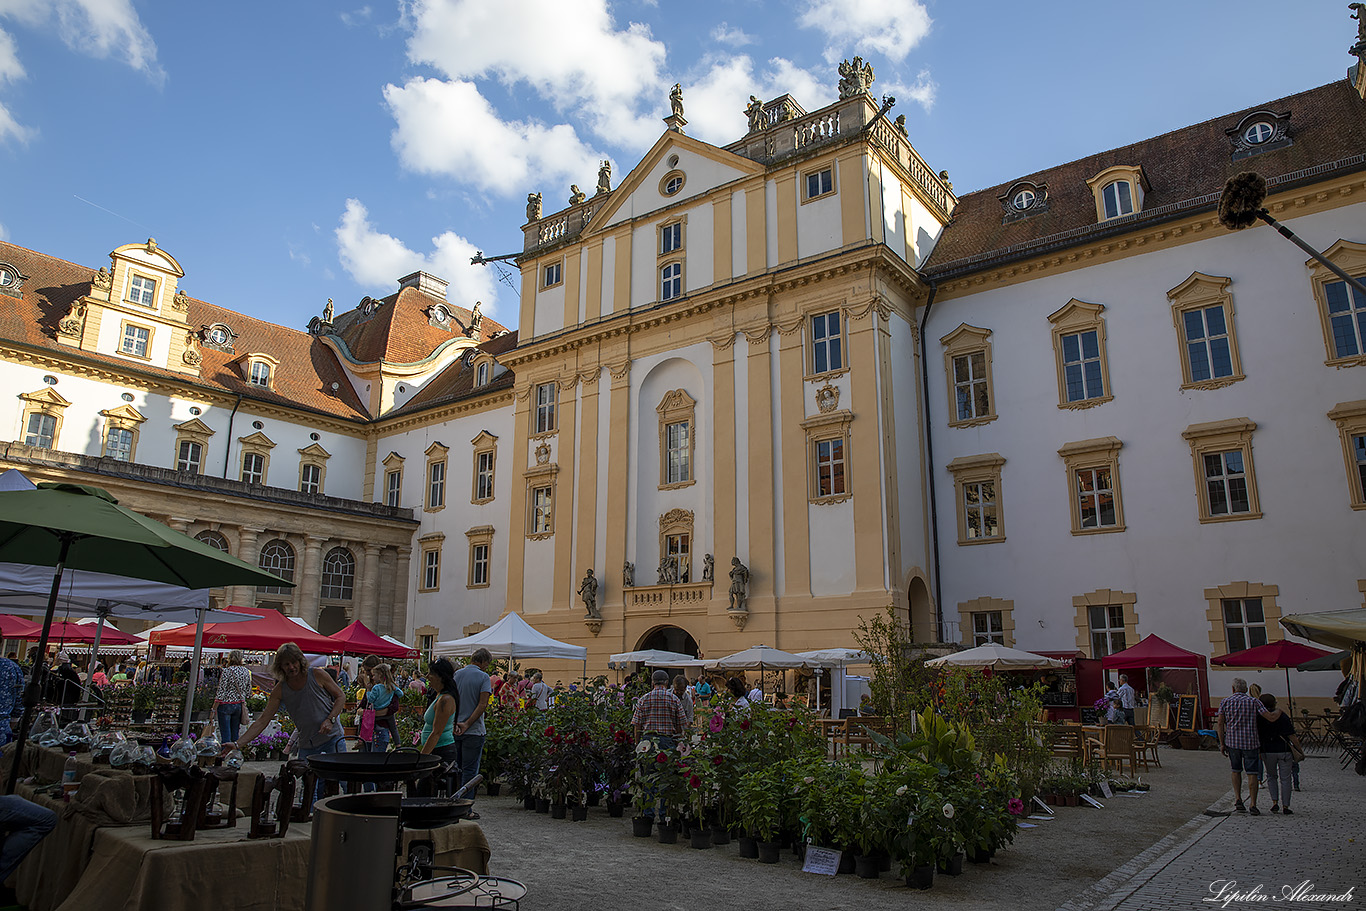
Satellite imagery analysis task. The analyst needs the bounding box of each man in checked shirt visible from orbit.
[632,669,689,749]
[1217,677,1265,815]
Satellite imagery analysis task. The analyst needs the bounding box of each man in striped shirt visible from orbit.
[1217,677,1263,815]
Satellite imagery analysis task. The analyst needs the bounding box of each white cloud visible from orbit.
[682,55,833,146]
[797,0,931,63]
[385,77,605,197]
[710,22,753,47]
[0,218,8,240]
[339,5,371,27]
[335,198,501,314]
[0,0,163,82]
[403,0,666,149]
[0,28,31,144]
[885,68,936,113]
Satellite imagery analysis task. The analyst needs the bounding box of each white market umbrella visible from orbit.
[707,644,809,696]
[794,648,873,715]
[925,643,1070,670]
[608,649,706,669]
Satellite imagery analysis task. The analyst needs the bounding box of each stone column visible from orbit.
[360,542,382,629]
[391,547,412,639]
[167,517,192,534]
[298,535,326,623]
[227,526,263,608]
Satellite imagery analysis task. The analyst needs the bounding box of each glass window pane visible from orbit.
[1325,281,1349,313]
[973,382,989,417]
[1204,453,1224,478]
[1062,334,1080,362]
[1188,342,1211,381]
[953,356,969,384]
[955,388,972,421]
[1249,627,1268,648]
[1209,338,1233,377]
[1084,360,1104,397]
[1117,181,1132,212]
[1223,451,1244,474]
[1080,331,1099,359]
[1228,628,1246,653]
[1208,480,1228,515]
[1244,598,1264,623]
[1204,306,1226,336]
[1089,605,1107,629]
[1064,364,1084,401]
[1183,309,1206,340]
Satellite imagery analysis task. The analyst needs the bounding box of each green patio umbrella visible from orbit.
[0,482,292,794]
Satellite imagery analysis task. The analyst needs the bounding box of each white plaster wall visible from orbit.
[907,195,943,268]
[534,280,565,338]
[731,190,747,278]
[629,349,712,582]
[925,202,1365,699]
[224,410,367,499]
[94,314,173,369]
[521,538,555,613]
[889,312,928,578]
[606,147,749,226]
[808,500,856,595]
[600,236,617,319]
[879,167,906,265]
[796,186,841,260]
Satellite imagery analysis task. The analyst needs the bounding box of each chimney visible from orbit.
[397,271,449,299]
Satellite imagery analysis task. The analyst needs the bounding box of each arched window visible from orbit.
[195,530,230,553]
[320,546,355,600]
[1101,180,1134,219]
[660,262,682,301]
[257,539,295,594]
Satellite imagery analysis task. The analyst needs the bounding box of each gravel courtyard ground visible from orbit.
[471,746,1241,911]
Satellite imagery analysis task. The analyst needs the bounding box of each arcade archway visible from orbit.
[635,624,700,657]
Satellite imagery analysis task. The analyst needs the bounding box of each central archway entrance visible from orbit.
[317,605,349,636]
[635,625,700,658]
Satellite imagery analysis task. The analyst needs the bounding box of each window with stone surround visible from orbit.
[1048,300,1112,409]
[1167,272,1244,390]
[419,537,443,593]
[383,452,405,508]
[467,526,494,588]
[238,431,275,487]
[1085,165,1144,222]
[808,310,844,376]
[471,431,498,503]
[802,408,853,504]
[940,323,996,427]
[320,547,355,600]
[1205,582,1281,656]
[19,387,68,450]
[1058,437,1125,535]
[126,273,157,307]
[174,418,214,476]
[533,383,557,436]
[1329,400,1366,510]
[656,390,696,489]
[99,404,145,463]
[957,597,1015,647]
[425,442,448,512]
[1182,418,1261,523]
[257,540,295,595]
[947,453,1005,544]
[297,442,330,496]
[120,322,151,358]
[1072,589,1139,659]
[1307,240,1366,367]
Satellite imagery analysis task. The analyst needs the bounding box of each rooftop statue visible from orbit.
[670,83,684,119]
[526,192,542,222]
[745,95,765,133]
[569,185,587,206]
[596,160,612,196]
[837,56,875,99]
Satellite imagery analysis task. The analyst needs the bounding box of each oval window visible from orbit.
[1012,189,1036,210]
[1244,122,1274,145]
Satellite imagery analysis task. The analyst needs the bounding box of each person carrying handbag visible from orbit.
[1256,693,1303,814]
[210,650,253,745]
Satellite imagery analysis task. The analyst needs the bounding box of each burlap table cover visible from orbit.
[8,784,101,911]
[400,822,491,876]
[55,824,311,911]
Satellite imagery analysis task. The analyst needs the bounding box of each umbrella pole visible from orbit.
[78,612,108,722]
[1284,667,1293,717]
[180,608,208,740]
[6,533,73,795]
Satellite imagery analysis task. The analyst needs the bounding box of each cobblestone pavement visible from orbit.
[1062,752,1363,911]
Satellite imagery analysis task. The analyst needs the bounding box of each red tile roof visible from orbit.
[924,80,1366,277]
[387,331,520,418]
[329,287,508,366]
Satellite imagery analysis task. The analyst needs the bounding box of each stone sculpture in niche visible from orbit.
[622,561,634,588]
[702,553,714,583]
[578,568,600,619]
[728,557,750,612]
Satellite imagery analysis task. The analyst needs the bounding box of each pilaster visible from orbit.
[848,303,887,592]
[603,362,631,628]
[227,526,263,608]
[745,330,775,610]
[298,534,325,623]
[777,324,810,607]
[393,547,412,638]
[360,542,382,629]
[551,385,578,611]
[709,336,737,615]
[505,388,532,612]
[574,369,602,613]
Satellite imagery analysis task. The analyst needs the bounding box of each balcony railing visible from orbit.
[624,580,714,616]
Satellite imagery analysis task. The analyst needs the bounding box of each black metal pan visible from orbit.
[306,750,443,783]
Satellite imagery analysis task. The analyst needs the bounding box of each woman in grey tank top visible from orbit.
[229,642,347,757]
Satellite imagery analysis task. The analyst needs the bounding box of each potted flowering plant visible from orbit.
[735,766,786,862]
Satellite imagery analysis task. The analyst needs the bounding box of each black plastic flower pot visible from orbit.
[710,826,731,846]
[757,841,781,864]
[737,835,759,858]
[908,864,935,890]
[689,830,712,849]
[571,805,588,821]
[969,847,991,864]
[794,842,806,861]
[484,782,501,797]
[522,795,536,810]
[550,803,567,819]
[657,822,678,845]
[854,854,880,879]
[631,816,654,838]
[586,790,601,807]
[939,852,965,876]
[607,800,625,818]
[534,798,550,814]
[837,849,856,874]
[879,853,892,872]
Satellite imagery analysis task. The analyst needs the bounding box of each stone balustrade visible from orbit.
[624,580,713,616]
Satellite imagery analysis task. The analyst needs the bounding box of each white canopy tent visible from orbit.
[433,614,588,675]
[0,562,253,734]
[925,644,1070,670]
[607,649,706,669]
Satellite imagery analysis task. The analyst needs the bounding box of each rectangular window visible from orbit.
[1183,305,1235,382]
[660,222,682,254]
[543,262,562,288]
[470,543,490,587]
[427,460,446,509]
[1204,450,1250,516]
[177,440,202,474]
[24,413,56,448]
[300,463,322,494]
[665,532,691,582]
[953,352,990,421]
[1101,181,1133,219]
[963,480,999,540]
[814,437,846,497]
[104,427,134,461]
[810,311,843,374]
[665,420,690,485]
[1324,279,1366,359]
[249,361,271,387]
[1222,597,1268,652]
[127,274,156,306]
[423,548,441,591]
[533,383,557,434]
[531,485,553,535]
[972,611,1004,646]
[1060,330,1105,402]
[1354,432,1366,503]
[386,468,402,507]
[475,450,495,501]
[241,452,265,485]
[1075,466,1117,529]
[660,262,682,301]
[121,324,150,357]
[805,167,834,200]
[1088,604,1127,657]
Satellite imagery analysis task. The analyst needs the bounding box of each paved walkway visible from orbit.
[1061,753,1363,911]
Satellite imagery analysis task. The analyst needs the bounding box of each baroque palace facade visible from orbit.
[2,24,1364,693]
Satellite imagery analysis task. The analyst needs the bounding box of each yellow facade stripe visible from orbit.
[876,317,902,589]
[711,341,737,612]
[745,185,766,277]
[603,369,631,626]
[713,194,733,284]
[867,163,885,245]
[613,227,632,315]
[519,267,537,339]
[584,240,604,322]
[777,330,810,602]
[574,372,601,597]
[563,248,582,328]
[746,335,775,606]
[849,309,886,592]
[839,153,865,249]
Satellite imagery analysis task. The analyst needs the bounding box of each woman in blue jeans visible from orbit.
[211,650,253,744]
[365,663,403,753]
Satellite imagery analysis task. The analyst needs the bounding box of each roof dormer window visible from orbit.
[203,323,236,352]
[241,353,278,390]
[999,181,1049,223]
[249,360,271,387]
[127,274,157,307]
[476,361,490,387]
[0,262,25,298]
[1226,109,1292,161]
[1085,165,1145,223]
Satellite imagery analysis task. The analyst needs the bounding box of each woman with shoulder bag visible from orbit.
[1256,693,1303,814]
[366,663,403,753]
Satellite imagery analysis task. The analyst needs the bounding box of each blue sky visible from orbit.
[0,0,1354,332]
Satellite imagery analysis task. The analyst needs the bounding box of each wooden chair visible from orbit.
[1131,726,1162,770]
[1050,727,1084,760]
[1085,725,1137,776]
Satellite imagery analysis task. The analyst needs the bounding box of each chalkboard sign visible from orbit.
[1175,695,1197,731]
[1080,707,1100,724]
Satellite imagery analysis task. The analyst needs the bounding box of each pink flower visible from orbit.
[1007,798,1025,816]
[689,775,701,789]
[709,714,724,733]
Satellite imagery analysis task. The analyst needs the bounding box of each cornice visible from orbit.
[371,388,515,435]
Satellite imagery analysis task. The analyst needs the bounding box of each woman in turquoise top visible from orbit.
[364,663,403,753]
[418,657,460,795]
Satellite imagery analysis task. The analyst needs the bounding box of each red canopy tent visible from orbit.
[1211,640,1334,715]
[15,620,139,646]
[0,615,42,639]
[150,605,344,654]
[328,620,417,659]
[1101,634,1211,726]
